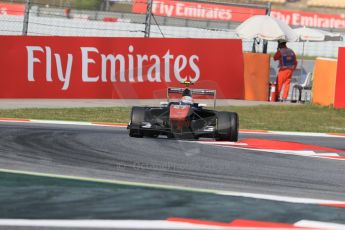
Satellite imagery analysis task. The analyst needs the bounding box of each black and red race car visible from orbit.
[127,82,239,142]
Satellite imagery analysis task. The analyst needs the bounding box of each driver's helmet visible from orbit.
[182,88,192,97]
[181,88,193,104]
[181,96,193,105]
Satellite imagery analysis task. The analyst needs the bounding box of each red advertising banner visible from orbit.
[0,36,244,99]
[335,47,345,109]
[132,0,266,22]
[0,3,25,16]
[271,9,345,29]
[132,0,345,29]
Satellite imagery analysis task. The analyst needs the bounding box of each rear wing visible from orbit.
[167,87,217,108]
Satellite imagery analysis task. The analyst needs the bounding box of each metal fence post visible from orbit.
[22,0,31,35]
[262,2,271,53]
[144,0,153,37]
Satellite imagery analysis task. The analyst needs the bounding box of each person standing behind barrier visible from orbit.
[274,40,298,102]
[64,0,71,19]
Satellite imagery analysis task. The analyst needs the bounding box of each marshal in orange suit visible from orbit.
[273,41,298,101]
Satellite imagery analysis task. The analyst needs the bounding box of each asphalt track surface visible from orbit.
[1,121,345,229]
[0,121,344,201]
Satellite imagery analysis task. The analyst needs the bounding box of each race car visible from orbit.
[127,82,239,142]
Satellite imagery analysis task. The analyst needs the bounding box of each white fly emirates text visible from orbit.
[26,45,201,90]
[152,0,232,21]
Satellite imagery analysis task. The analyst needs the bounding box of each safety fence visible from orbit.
[0,0,344,57]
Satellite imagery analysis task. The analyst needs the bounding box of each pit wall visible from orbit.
[0,36,244,99]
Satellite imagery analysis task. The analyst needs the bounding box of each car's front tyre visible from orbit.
[128,107,146,138]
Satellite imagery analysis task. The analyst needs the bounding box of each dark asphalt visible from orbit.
[2,171,345,225]
[0,121,345,202]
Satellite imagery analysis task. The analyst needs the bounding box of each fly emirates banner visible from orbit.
[132,0,345,29]
[0,36,244,99]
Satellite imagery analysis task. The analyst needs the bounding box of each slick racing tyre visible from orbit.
[129,107,146,138]
[216,112,239,142]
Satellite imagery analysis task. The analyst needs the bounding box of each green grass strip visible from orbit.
[0,105,344,133]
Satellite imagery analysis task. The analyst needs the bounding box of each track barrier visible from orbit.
[335,47,345,109]
[243,52,270,101]
[312,58,337,106]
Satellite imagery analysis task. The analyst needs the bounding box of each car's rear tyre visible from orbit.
[216,112,239,142]
[129,107,146,138]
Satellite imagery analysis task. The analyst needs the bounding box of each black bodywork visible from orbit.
[128,102,221,139]
[128,87,239,141]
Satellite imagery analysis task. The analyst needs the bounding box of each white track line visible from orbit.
[0,220,224,229]
[0,118,126,128]
[0,219,344,229]
[31,119,95,126]
[0,167,345,206]
[295,220,345,230]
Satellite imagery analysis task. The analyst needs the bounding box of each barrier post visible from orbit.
[22,0,31,36]
[144,0,153,37]
[262,2,271,54]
